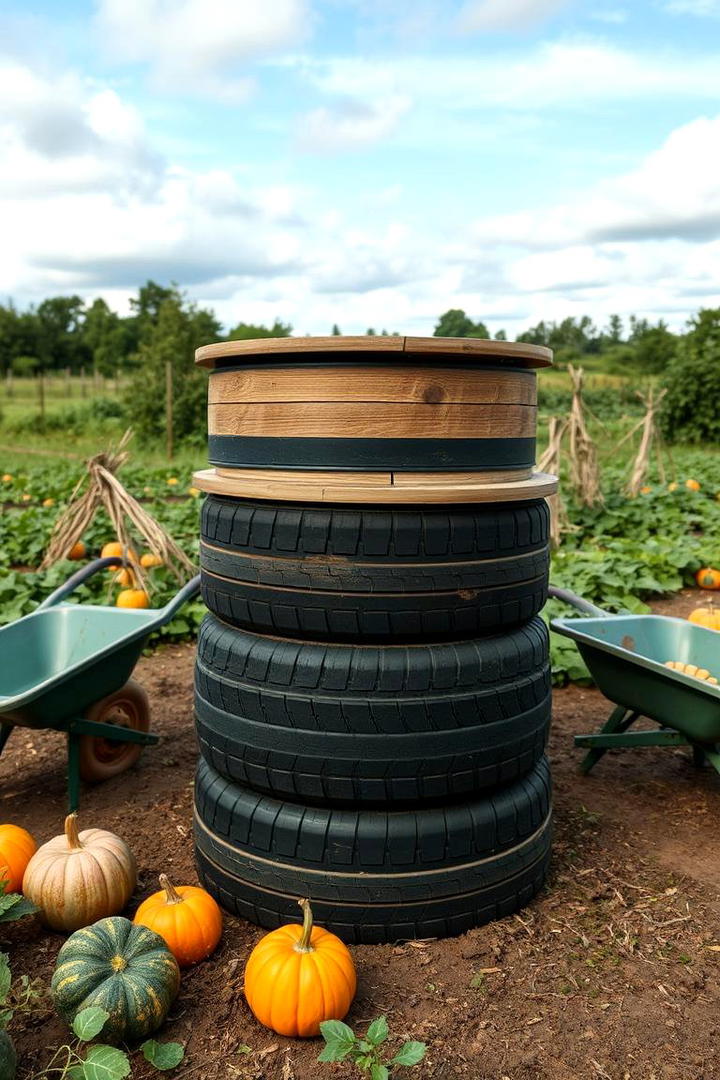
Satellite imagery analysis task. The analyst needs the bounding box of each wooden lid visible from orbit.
[192,467,558,505]
[196,336,553,369]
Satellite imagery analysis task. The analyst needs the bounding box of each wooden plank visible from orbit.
[196,335,552,368]
[392,468,532,486]
[214,466,532,486]
[215,467,392,486]
[404,337,552,366]
[208,366,537,406]
[208,402,537,439]
[193,468,559,505]
[197,336,404,366]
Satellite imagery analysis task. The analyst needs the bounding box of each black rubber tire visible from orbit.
[195,613,551,805]
[200,496,550,641]
[194,756,552,943]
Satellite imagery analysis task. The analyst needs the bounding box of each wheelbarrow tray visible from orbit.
[0,603,170,729]
[552,613,720,744]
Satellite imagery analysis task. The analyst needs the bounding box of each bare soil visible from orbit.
[3,601,720,1080]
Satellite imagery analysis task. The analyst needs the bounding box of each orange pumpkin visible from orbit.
[0,824,37,893]
[133,874,222,967]
[244,899,356,1037]
[67,541,87,560]
[116,589,149,609]
[696,567,720,590]
[113,567,137,587]
[686,479,701,492]
[102,541,139,568]
[140,553,163,569]
[688,606,720,632]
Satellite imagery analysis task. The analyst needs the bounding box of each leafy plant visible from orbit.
[318,1017,426,1078]
[0,880,38,925]
[29,1006,184,1079]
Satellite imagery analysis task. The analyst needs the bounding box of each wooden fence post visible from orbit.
[165,361,174,461]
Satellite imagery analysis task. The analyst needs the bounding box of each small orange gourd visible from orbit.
[133,874,222,967]
[140,553,163,569]
[116,589,149,609]
[686,478,701,491]
[0,824,37,893]
[101,541,138,568]
[696,567,720,590]
[67,540,87,560]
[688,605,720,632]
[244,899,356,1037]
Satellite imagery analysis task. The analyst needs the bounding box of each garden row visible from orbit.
[1,456,719,682]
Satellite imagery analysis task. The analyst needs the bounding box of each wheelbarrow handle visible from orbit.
[37,557,126,609]
[157,574,201,623]
[547,586,609,618]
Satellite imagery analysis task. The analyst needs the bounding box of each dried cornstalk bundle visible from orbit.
[625,387,668,497]
[538,416,572,547]
[567,365,603,508]
[41,429,196,588]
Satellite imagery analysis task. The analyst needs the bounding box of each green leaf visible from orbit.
[0,1009,13,1029]
[366,1017,389,1046]
[319,1019,355,1045]
[141,1041,185,1071]
[317,1041,353,1063]
[0,895,38,923]
[0,955,10,1005]
[81,1045,131,1080]
[73,1007,110,1042]
[390,1041,427,1067]
[371,1065,389,1080]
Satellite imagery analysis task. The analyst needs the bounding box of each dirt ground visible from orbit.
[3,589,720,1080]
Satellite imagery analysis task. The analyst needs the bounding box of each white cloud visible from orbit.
[455,0,568,32]
[590,8,628,22]
[664,0,720,14]
[296,94,412,151]
[94,0,310,101]
[295,41,720,113]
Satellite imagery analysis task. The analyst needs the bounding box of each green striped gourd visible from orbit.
[51,917,180,1045]
[0,1031,16,1080]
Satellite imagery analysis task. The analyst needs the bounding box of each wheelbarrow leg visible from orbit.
[67,730,81,813]
[0,724,13,755]
[64,716,159,810]
[574,705,639,775]
[697,745,720,776]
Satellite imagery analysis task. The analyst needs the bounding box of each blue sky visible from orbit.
[1,0,719,336]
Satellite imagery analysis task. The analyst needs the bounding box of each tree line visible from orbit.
[0,281,692,378]
[1,282,718,443]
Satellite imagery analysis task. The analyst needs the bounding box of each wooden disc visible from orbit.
[192,467,559,505]
[196,335,552,369]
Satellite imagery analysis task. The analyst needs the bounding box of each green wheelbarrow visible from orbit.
[0,557,200,810]
[549,586,720,777]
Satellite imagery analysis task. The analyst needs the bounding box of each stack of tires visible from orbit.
[191,336,557,944]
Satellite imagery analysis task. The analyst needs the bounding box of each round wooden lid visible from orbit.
[192,467,558,505]
[195,335,553,369]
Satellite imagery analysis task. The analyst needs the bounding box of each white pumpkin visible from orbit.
[22,813,136,932]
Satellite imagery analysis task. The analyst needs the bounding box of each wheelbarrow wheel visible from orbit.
[78,680,151,782]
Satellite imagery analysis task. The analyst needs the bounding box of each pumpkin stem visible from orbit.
[295,898,315,953]
[159,874,184,905]
[64,813,82,850]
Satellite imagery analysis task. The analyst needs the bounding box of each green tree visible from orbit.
[127,293,222,446]
[433,309,489,338]
[662,308,720,443]
[494,329,507,341]
[35,296,90,371]
[331,323,341,335]
[226,319,292,340]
